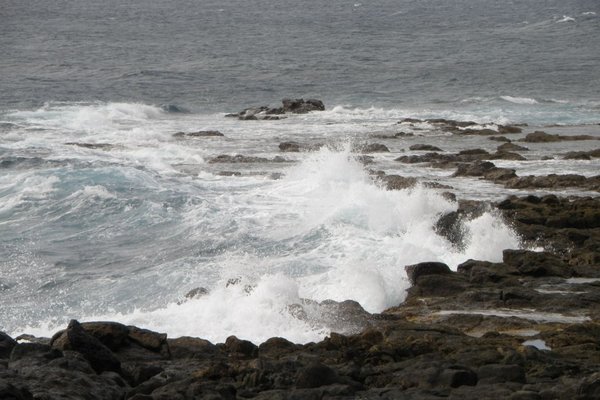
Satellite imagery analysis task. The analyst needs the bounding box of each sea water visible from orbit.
[1,0,599,343]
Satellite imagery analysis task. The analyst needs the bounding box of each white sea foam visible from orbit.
[500,96,539,105]
[557,15,575,23]
[16,146,522,343]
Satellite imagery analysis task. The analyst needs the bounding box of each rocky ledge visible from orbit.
[2,195,599,400]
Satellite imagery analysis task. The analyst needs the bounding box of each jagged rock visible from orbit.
[50,320,121,374]
[0,332,16,359]
[282,98,325,113]
[227,99,325,120]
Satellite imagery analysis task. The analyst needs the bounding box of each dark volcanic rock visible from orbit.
[562,149,600,160]
[489,136,512,142]
[295,362,340,388]
[502,249,572,277]
[520,131,597,143]
[4,193,600,399]
[0,332,16,359]
[50,320,121,374]
[405,262,452,284]
[378,174,418,190]
[279,141,301,152]
[505,174,600,192]
[227,98,325,120]
[357,143,390,153]
[279,141,323,152]
[282,98,325,114]
[410,144,443,152]
[497,143,529,152]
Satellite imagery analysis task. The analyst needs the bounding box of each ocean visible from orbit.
[1,0,599,343]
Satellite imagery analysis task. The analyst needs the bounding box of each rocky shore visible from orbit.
[2,193,599,399]
[2,106,599,399]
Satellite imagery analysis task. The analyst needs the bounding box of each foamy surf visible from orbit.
[8,146,521,343]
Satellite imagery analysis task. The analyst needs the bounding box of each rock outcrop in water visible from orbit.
[226,98,325,120]
[3,195,599,399]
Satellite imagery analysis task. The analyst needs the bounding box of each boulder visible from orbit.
[405,262,452,284]
[50,320,121,374]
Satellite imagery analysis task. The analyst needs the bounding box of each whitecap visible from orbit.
[500,96,539,105]
[556,15,575,23]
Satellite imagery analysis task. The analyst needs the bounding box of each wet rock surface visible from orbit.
[3,194,599,399]
[519,131,598,143]
[226,98,325,120]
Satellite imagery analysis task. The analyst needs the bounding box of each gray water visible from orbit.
[2,0,600,115]
[0,0,599,343]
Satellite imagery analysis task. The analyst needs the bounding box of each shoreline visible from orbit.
[2,193,599,399]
